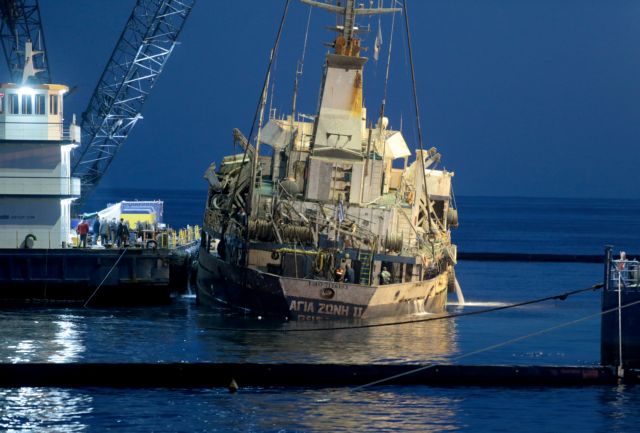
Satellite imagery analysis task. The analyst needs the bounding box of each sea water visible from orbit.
[1,190,639,432]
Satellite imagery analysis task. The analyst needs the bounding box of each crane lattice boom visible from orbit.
[0,0,49,83]
[72,0,195,206]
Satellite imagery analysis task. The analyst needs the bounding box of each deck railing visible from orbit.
[610,260,640,290]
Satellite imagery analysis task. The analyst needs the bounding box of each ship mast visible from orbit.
[300,0,400,44]
[301,0,399,162]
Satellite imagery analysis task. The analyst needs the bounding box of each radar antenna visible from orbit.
[300,0,399,43]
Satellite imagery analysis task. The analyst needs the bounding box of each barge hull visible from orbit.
[0,248,172,305]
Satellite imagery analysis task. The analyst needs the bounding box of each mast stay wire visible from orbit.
[376,0,398,179]
[202,283,603,333]
[402,0,438,233]
[224,0,292,218]
[381,0,397,110]
[352,288,636,391]
[267,16,284,122]
[300,5,313,76]
[290,4,313,171]
[267,62,277,122]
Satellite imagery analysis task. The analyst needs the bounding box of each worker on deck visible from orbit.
[345,264,355,284]
[618,251,628,270]
[335,266,345,282]
[92,218,101,246]
[136,220,145,242]
[116,218,130,247]
[123,220,131,246]
[76,219,89,248]
[109,219,117,245]
[99,218,110,246]
[615,251,629,287]
[380,267,391,285]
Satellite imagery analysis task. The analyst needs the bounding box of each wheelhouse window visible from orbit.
[9,94,19,114]
[0,93,4,114]
[49,94,58,115]
[21,94,33,114]
[35,94,46,115]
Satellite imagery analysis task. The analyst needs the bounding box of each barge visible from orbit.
[0,42,196,305]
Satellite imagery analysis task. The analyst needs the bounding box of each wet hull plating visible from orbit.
[196,246,449,320]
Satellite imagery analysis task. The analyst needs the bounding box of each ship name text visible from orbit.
[289,299,364,318]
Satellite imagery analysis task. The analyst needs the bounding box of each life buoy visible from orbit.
[321,287,336,299]
[271,250,280,260]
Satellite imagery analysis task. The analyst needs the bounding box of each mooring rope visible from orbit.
[83,247,129,308]
[352,290,640,390]
[203,283,603,333]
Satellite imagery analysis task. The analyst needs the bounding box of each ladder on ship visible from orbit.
[358,249,374,286]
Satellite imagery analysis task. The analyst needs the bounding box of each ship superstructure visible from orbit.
[0,42,81,249]
[0,6,197,306]
[197,1,460,319]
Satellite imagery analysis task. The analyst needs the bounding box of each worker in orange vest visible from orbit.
[76,219,90,248]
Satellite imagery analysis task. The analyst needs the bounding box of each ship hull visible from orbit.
[196,246,449,320]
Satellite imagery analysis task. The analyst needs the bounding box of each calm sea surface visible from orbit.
[1,190,639,432]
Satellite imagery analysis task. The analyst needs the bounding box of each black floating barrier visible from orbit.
[0,363,633,388]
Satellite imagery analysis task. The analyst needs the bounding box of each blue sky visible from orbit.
[30,0,640,199]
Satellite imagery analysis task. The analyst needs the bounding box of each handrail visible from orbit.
[610,260,640,291]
